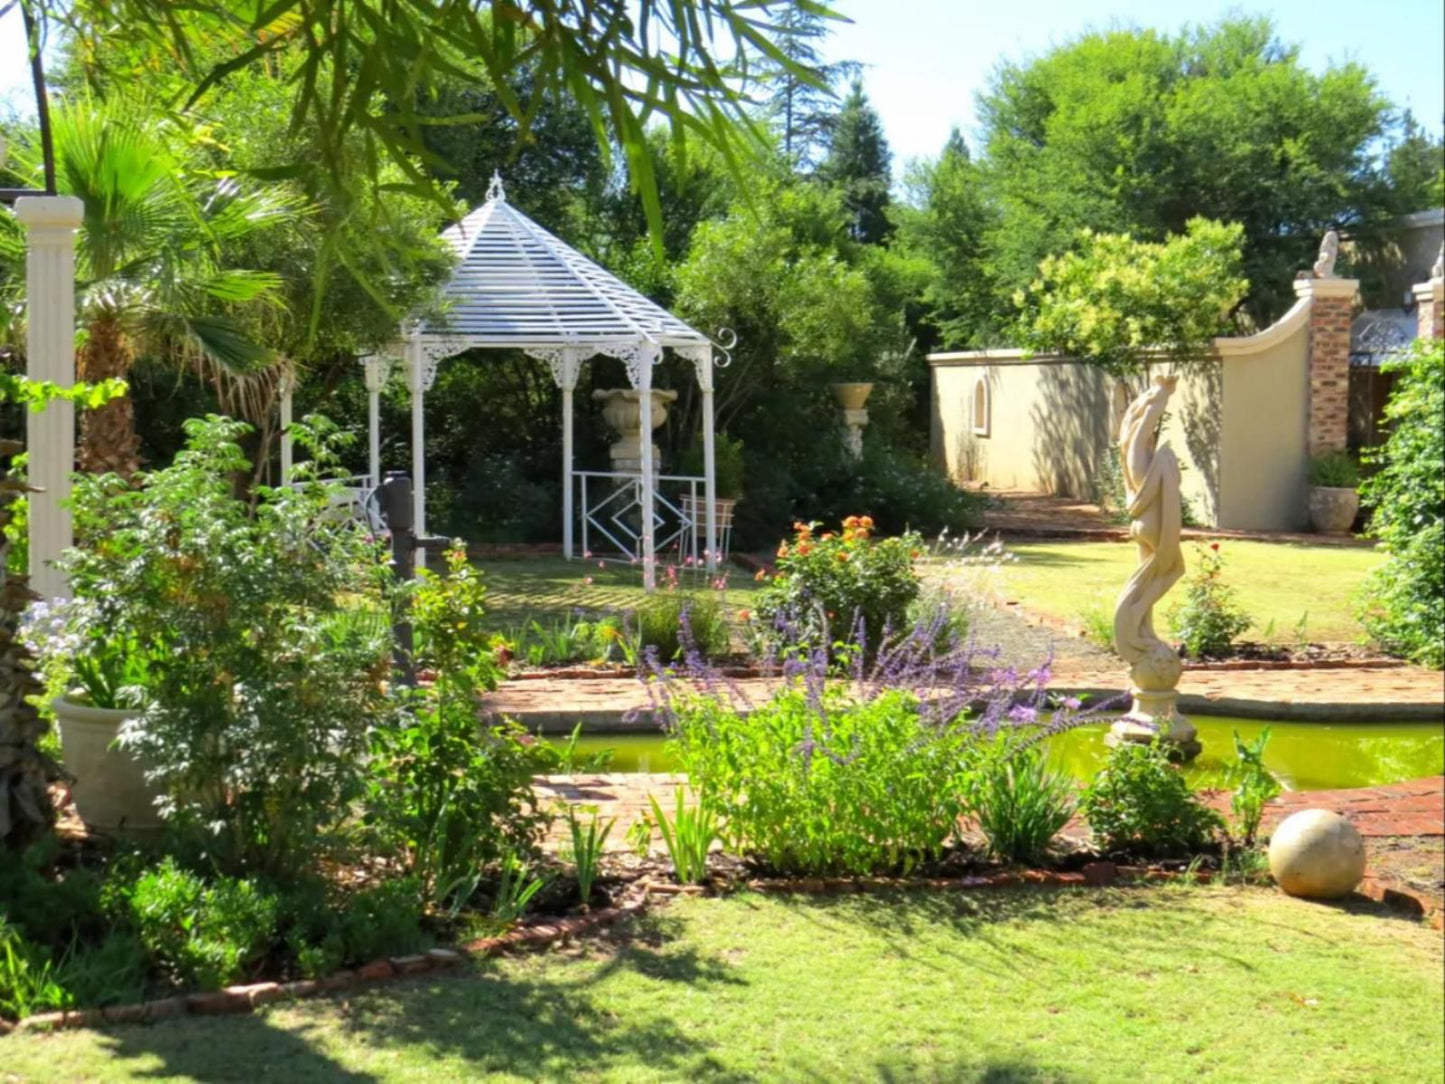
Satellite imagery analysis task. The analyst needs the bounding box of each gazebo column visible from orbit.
[697,349,718,572]
[635,342,661,590]
[362,355,392,487]
[558,348,582,559]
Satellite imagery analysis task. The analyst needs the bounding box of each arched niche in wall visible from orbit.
[971,375,990,437]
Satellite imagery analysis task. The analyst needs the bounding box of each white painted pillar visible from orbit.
[636,343,659,590]
[16,196,84,601]
[362,355,390,486]
[407,332,428,570]
[278,373,294,484]
[699,349,718,572]
[559,349,580,559]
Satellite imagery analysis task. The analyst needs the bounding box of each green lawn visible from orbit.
[989,540,1385,645]
[9,887,1441,1083]
[478,556,762,628]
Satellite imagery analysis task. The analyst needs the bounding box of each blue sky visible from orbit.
[826,0,1445,169]
[3,1,1442,178]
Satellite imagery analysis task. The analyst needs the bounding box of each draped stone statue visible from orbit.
[1109,374,1200,758]
[1312,230,1339,279]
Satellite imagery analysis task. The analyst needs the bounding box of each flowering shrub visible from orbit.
[1168,542,1253,658]
[753,517,922,653]
[654,603,1109,876]
[62,415,393,878]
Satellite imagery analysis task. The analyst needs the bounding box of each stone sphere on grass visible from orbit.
[1268,809,1365,899]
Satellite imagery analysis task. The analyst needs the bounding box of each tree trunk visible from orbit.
[0,439,57,849]
[77,314,141,477]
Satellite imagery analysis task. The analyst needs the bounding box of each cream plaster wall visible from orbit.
[929,297,1313,531]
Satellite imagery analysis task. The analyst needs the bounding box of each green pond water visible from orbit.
[550,717,1444,792]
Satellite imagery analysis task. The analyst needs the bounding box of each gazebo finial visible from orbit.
[486,171,506,203]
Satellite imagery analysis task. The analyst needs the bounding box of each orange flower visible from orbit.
[910,549,921,559]
[777,542,790,558]
[843,515,860,529]
[821,532,835,541]
[753,568,768,581]
[837,551,850,562]
[859,515,874,529]
[737,609,751,622]
[793,520,813,536]
[796,541,813,556]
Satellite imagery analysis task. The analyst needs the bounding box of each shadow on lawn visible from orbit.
[91,915,747,1084]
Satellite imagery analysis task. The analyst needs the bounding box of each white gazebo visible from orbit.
[345,175,721,589]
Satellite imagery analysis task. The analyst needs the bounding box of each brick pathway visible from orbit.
[486,663,1445,729]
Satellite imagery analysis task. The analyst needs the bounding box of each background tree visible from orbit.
[1017,218,1248,379]
[820,81,894,245]
[758,0,859,169]
[974,17,1397,329]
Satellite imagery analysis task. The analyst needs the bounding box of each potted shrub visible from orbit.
[22,605,162,834]
[678,433,745,556]
[1307,451,1360,534]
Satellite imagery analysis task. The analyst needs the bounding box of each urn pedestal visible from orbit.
[593,388,678,474]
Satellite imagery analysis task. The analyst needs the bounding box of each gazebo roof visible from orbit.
[421,176,709,351]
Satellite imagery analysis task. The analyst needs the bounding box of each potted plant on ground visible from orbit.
[1307,451,1360,534]
[678,433,745,559]
[22,603,163,834]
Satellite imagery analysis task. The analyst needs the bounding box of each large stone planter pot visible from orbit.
[593,388,678,473]
[1308,486,1359,534]
[830,382,874,411]
[53,696,162,835]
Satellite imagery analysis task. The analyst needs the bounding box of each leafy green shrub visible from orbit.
[968,744,1075,865]
[124,859,278,989]
[755,517,922,653]
[0,918,66,1020]
[628,589,730,661]
[1359,338,1444,668]
[64,416,393,878]
[1080,741,1222,855]
[563,808,615,905]
[336,878,427,963]
[1227,729,1281,846]
[1308,451,1360,488]
[678,432,746,499]
[649,787,721,885]
[669,687,972,875]
[1168,542,1252,658]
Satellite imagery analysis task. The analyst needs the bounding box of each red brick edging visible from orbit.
[6,861,1438,1035]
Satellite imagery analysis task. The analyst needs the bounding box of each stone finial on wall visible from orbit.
[1414,245,1445,342]
[1312,230,1340,279]
[1293,275,1359,456]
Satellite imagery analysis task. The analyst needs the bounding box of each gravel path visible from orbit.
[964,599,1113,671]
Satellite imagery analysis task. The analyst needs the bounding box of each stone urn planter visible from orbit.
[830,382,874,411]
[53,696,162,835]
[1308,486,1359,534]
[593,388,678,473]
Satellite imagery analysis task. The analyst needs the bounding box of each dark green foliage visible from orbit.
[670,689,972,875]
[1169,544,1254,658]
[1360,338,1445,668]
[1080,742,1223,855]
[123,859,279,990]
[677,432,747,499]
[335,879,428,964]
[1308,451,1360,488]
[759,1,859,169]
[819,80,893,244]
[969,745,1076,865]
[649,788,721,885]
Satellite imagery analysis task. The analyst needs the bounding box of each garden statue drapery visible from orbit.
[1110,373,1200,758]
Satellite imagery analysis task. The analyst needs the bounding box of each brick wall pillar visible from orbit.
[1413,277,1443,341]
[1293,276,1358,456]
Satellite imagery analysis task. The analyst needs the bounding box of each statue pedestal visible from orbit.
[1106,691,1202,762]
[1105,643,1201,761]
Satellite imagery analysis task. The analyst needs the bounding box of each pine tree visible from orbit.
[821,80,893,244]
[763,1,858,170]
